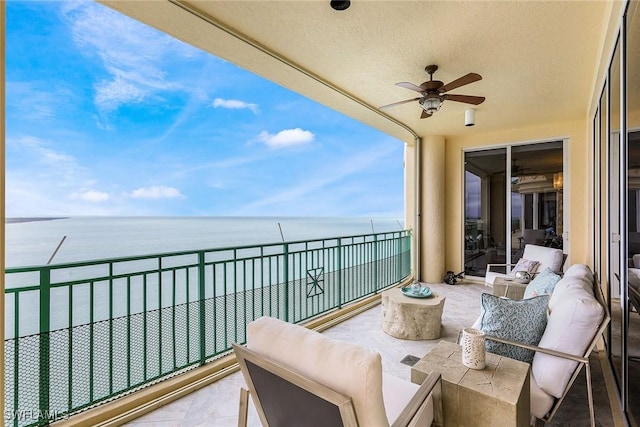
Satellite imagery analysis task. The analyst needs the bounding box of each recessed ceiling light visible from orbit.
[330,1,351,11]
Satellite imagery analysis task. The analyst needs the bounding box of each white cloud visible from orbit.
[213,98,258,114]
[13,136,80,179]
[61,2,191,113]
[94,75,147,111]
[70,190,110,202]
[238,140,400,215]
[128,186,184,199]
[257,128,315,149]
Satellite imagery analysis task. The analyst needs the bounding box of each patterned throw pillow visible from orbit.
[479,293,550,363]
[523,267,561,299]
[512,258,540,274]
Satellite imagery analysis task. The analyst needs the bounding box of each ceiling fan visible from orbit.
[380,65,485,119]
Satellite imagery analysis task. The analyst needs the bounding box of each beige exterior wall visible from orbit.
[441,119,590,277]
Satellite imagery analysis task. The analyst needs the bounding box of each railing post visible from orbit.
[198,251,206,365]
[39,267,51,422]
[373,234,378,292]
[397,232,403,282]
[283,243,289,322]
[337,239,342,308]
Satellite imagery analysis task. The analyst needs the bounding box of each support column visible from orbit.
[404,141,420,281]
[421,136,446,283]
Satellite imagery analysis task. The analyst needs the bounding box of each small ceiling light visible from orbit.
[465,109,476,127]
[419,95,443,115]
[330,1,351,11]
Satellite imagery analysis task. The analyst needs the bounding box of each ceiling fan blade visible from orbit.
[444,94,486,105]
[379,97,421,109]
[420,110,432,119]
[396,82,426,93]
[438,73,482,93]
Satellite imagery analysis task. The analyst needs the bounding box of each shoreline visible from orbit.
[6,217,69,224]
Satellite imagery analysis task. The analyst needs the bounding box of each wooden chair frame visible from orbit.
[233,343,442,427]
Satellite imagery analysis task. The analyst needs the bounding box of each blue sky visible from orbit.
[5,1,404,218]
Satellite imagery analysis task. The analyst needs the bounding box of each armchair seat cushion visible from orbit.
[382,373,433,425]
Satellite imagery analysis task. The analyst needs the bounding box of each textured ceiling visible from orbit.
[101,0,610,143]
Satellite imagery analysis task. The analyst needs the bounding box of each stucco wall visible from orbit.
[443,119,590,277]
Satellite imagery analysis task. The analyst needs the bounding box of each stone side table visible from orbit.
[493,277,528,300]
[381,287,445,340]
[411,340,530,427]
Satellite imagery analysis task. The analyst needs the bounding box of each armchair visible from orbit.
[234,316,443,427]
[485,244,564,287]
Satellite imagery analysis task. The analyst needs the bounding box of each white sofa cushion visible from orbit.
[548,274,593,312]
[562,263,593,281]
[247,317,393,426]
[530,373,555,419]
[531,266,604,398]
[521,244,564,274]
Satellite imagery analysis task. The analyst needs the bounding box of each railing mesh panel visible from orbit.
[4,233,410,425]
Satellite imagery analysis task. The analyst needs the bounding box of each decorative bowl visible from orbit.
[400,285,433,298]
[514,270,532,284]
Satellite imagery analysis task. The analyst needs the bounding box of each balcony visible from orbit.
[4,229,618,426]
[124,281,616,427]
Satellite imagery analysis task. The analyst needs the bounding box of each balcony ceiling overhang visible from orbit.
[100,0,609,144]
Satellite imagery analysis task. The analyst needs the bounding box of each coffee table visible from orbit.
[381,287,445,340]
[411,340,530,427]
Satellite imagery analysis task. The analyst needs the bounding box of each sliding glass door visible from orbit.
[464,142,564,277]
[464,148,507,276]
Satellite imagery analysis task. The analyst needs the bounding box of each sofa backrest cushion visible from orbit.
[531,265,604,398]
[247,316,389,426]
[522,244,564,274]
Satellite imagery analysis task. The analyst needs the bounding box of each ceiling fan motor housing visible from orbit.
[378,64,484,118]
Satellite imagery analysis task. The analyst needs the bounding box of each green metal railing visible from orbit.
[3,230,411,426]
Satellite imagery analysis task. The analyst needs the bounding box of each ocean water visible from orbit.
[4,216,407,415]
[5,216,405,267]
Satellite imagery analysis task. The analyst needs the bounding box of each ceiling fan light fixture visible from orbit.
[419,96,443,115]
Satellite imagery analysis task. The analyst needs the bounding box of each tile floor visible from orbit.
[125,281,615,427]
